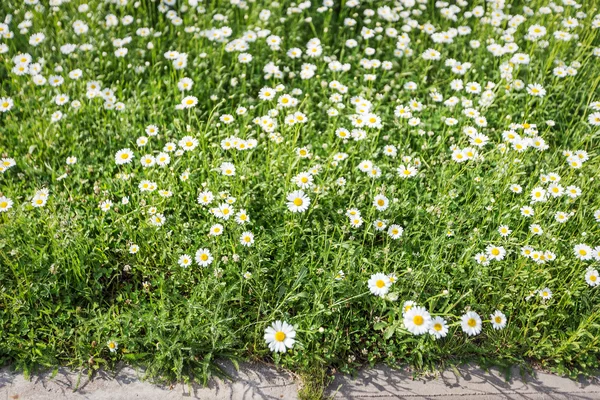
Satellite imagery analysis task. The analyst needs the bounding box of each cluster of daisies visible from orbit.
[367,273,507,339]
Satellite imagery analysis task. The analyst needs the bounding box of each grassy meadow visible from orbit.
[1,0,600,396]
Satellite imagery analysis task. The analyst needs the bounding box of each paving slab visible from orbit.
[1,362,599,399]
[0,361,297,400]
[328,364,600,399]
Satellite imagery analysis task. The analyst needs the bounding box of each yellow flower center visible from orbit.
[293,198,303,206]
[274,331,286,342]
[0,201,7,208]
[433,323,442,331]
[495,316,502,323]
[468,318,477,328]
[491,248,500,256]
[413,315,424,326]
[200,254,208,261]
[591,275,597,282]
[375,279,385,288]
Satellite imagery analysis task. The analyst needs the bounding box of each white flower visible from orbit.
[373,194,389,211]
[99,199,112,212]
[485,245,506,261]
[195,248,214,267]
[539,287,552,300]
[585,268,599,287]
[429,317,449,339]
[107,340,118,353]
[264,320,296,353]
[387,224,403,239]
[403,306,432,335]
[140,154,155,168]
[368,273,391,297]
[461,311,482,336]
[240,231,254,247]
[0,97,14,112]
[178,254,193,268]
[397,164,417,178]
[115,148,134,165]
[0,196,14,212]
[149,213,165,226]
[286,190,310,213]
[497,225,511,237]
[220,162,236,176]
[574,243,593,260]
[490,310,507,330]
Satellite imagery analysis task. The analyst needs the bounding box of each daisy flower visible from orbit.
[115,148,134,165]
[240,231,254,247]
[286,190,310,213]
[99,200,112,212]
[0,97,14,112]
[220,162,236,176]
[181,96,198,108]
[429,317,449,339]
[140,154,155,168]
[574,243,593,260]
[235,209,250,224]
[197,191,214,206]
[490,310,507,330]
[539,287,553,300]
[107,340,118,353]
[403,306,432,336]
[264,320,296,353]
[397,164,417,178]
[209,224,224,236]
[368,273,391,297]
[373,194,389,211]
[585,268,599,287]
[0,196,13,212]
[387,224,404,239]
[195,248,214,267]
[461,311,482,336]
[178,254,193,268]
[150,213,166,226]
[498,225,511,237]
[485,245,506,261]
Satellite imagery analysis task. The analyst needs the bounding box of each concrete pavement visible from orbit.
[328,364,600,399]
[0,362,297,400]
[1,362,599,399]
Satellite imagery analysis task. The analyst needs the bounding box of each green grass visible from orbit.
[1,0,600,395]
